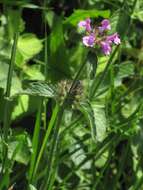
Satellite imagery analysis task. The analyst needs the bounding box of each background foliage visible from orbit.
[0,0,143,190]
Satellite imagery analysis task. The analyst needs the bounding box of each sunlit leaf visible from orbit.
[19,81,56,98]
[16,33,43,67]
[29,184,37,190]
[8,133,32,165]
[92,103,107,142]
[0,62,22,95]
[64,9,110,25]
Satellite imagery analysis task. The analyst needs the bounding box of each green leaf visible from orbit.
[12,95,42,120]
[8,133,32,165]
[132,10,143,21]
[87,51,98,79]
[117,61,134,78]
[123,47,143,61]
[19,81,56,98]
[2,0,30,5]
[64,9,110,26]
[16,33,43,67]
[92,103,107,142]
[70,143,91,169]
[116,6,130,37]
[22,4,40,9]
[0,172,9,189]
[29,184,37,190]
[46,11,55,28]
[121,96,139,118]
[69,43,87,77]
[12,95,29,120]
[48,15,71,81]
[7,8,24,38]
[132,0,143,22]
[115,61,135,86]
[78,101,97,142]
[0,62,22,95]
[95,150,109,168]
[23,65,45,80]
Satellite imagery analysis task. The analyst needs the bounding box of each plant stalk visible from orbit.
[2,32,19,170]
[43,60,87,189]
[33,103,59,177]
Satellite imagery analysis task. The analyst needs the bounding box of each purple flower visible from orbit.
[98,19,111,33]
[78,18,121,56]
[106,33,121,45]
[82,34,95,47]
[101,41,112,55]
[78,18,91,32]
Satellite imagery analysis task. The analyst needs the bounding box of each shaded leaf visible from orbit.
[7,8,24,38]
[115,61,135,86]
[123,47,143,61]
[48,15,71,81]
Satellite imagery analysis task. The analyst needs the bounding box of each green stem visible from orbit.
[43,60,87,189]
[33,103,59,177]
[1,32,19,176]
[3,32,19,137]
[44,0,48,80]
[5,33,19,98]
[28,99,43,184]
[28,0,48,181]
[60,134,119,187]
[43,0,48,130]
[89,46,118,100]
[112,143,129,190]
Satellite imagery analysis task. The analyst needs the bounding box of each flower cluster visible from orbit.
[78,18,121,55]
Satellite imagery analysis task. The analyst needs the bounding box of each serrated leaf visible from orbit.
[64,9,110,26]
[20,81,56,98]
[78,101,97,142]
[92,103,107,142]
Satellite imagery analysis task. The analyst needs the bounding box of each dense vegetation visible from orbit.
[0,0,143,189]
